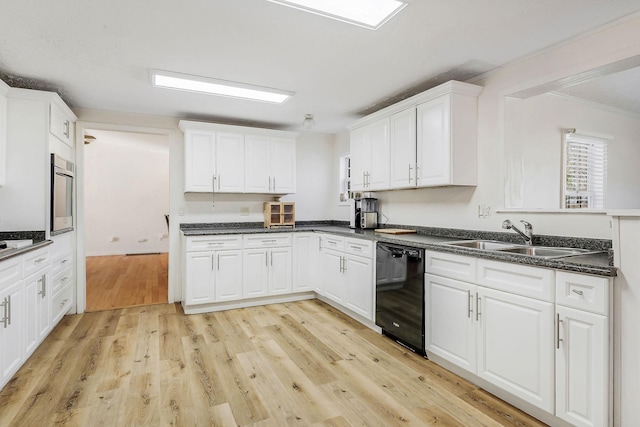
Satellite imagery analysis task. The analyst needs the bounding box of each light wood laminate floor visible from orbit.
[86,253,168,312]
[0,300,548,426]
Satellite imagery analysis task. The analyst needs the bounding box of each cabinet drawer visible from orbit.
[556,271,610,315]
[52,251,73,275]
[186,235,242,251]
[477,259,554,302]
[322,235,345,251]
[243,233,292,248]
[0,257,22,290]
[52,284,73,324]
[426,251,477,283]
[346,238,373,258]
[52,267,73,295]
[23,248,51,277]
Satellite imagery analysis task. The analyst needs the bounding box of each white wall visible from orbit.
[505,93,640,209]
[84,129,170,256]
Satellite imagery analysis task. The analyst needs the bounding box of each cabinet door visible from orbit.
[184,129,216,192]
[556,306,608,427]
[214,250,243,302]
[271,137,296,193]
[345,255,373,320]
[243,249,269,299]
[269,247,293,295]
[349,126,368,191]
[416,95,451,186]
[0,280,24,386]
[477,287,554,412]
[49,103,74,146]
[390,108,417,189]
[323,249,346,304]
[311,235,324,295]
[244,135,271,193]
[293,234,313,292]
[368,118,391,191]
[185,251,215,305]
[425,274,477,372]
[24,271,51,357]
[215,132,244,193]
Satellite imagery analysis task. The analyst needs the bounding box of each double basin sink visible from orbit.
[444,240,602,259]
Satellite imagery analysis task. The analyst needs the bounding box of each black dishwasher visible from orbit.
[375,242,425,355]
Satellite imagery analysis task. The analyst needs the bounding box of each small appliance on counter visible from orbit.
[349,197,378,229]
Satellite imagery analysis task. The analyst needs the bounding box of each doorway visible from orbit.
[83,129,170,311]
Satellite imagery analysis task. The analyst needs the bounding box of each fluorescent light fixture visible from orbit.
[150,69,294,104]
[267,0,407,30]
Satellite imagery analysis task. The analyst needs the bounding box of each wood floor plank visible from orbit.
[0,301,549,427]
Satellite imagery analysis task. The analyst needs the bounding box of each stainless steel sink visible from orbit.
[445,240,518,250]
[497,246,599,259]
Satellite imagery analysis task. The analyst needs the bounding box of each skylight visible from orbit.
[150,70,294,104]
[267,0,407,30]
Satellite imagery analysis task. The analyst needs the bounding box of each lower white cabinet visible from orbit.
[322,237,374,320]
[185,250,243,305]
[0,258,23,389]
[293,233,322,293]
[242,247,292,298]
[426,251,612,426]
[24,269,51,357]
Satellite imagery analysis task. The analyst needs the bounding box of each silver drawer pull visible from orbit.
[61,259,69,264]
[35,257,46,263]
[207,242,224,245]
[571,289,584,296]
[61,277,69,283]
[350,245,362,251]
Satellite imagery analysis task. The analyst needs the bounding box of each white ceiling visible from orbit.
[1,0,640,133]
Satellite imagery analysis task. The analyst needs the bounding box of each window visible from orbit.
[562,131,608,209]
[339,154,352,202]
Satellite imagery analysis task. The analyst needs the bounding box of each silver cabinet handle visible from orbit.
[468,290,473,318]
[217,175,221,190]
[7,295,11,326]
[476,296,481,321]
[408,164,413,183]
[61,259,69,264]
[557,313,563,349]
[211,254,214,271]
[343,257,347,273]
[63,120,70,138]
[415,164,420,181]
[35,257,46,264]
[571,289,584,296]
[217,254,220,271]
[270,252,273,267]
[0,296,9,328]
[318,237,322,251]
[207,242,224,246]
[38,275,47,298]
[273,176,276,191]
[265,252,268,267]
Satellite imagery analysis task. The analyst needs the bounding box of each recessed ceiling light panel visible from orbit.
[267,0,407,30]
[150,69,294,104]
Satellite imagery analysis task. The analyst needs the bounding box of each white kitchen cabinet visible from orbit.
[425,274,477,372]
[555,271,611,427]
[344,254,373,319]
[214,250,243,302]
[49,102,74,147]
[244,135,296,194]
[182,127,245,193]
[293,233,313,293]
[3,89,76,233]
[556,306,607,427]
[477,286,554,412]
[0,80,8,186]
[389,108,417,189]
[242,234,293,298]
[350,118,390,191]
[185,251,217,305]
[0,257,23,390]
[416,91,478,187]
[24,269,51,357]
[323,249,346,304]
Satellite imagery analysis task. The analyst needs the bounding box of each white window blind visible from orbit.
[562,132,608,209]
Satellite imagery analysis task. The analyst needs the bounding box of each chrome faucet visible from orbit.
[502,220,533,245]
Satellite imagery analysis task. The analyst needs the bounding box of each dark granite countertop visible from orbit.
[181,221,616,277]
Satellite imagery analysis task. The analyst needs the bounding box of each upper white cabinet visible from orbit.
[49,102,74,147]
[180,120,296,194]
[0,79,8,187]
[349,81,482,191]
[245,135,296,194]
[182,126,245,193]
[3,88,76,234]
[350,118,390,191]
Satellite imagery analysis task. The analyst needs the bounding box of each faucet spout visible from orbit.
[502,219,533,245]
